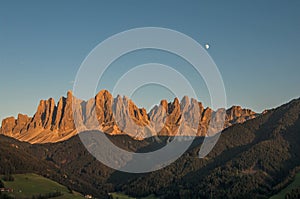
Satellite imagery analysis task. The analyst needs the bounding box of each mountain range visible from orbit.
[0,94,299,198]
[0,90,257,144]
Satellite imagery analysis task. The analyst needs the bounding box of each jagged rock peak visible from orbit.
[181,96,189,104]
[96,89,112,98]
[67,90,73,97]
[160,99,168,110]
[0,90,259,143]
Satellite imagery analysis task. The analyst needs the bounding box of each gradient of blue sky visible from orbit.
[0,0,300,121]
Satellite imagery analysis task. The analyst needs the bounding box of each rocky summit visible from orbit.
[0,90,257,144]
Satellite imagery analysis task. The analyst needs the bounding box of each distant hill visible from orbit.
[0,98,299,198]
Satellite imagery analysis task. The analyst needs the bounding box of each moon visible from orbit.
[205,44,210,49]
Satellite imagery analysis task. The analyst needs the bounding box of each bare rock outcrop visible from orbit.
[0,90,258,143]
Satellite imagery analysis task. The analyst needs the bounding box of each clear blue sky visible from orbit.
[0,0,300,122]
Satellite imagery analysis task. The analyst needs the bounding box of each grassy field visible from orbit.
[1,173,85,199]
[110,192,157,199]
[270,172,300,199]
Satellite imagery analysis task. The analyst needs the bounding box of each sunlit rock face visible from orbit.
[0,90,258,144]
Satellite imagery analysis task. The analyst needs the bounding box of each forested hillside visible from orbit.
[0,98,299,198]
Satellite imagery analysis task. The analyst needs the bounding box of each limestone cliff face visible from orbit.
[0,90,258,144]
[226,106,256,124]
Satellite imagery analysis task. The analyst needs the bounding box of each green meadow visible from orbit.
[1,173,85,199]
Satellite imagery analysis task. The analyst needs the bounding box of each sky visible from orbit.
[0,0,300,122]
